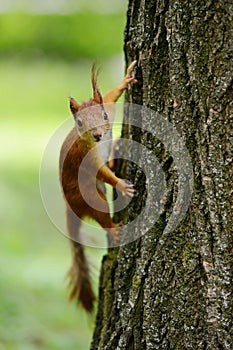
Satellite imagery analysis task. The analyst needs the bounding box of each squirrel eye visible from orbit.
[103,112,108,120]
[77,119,82,128]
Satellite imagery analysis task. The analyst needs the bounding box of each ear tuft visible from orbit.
[69,96,80,115]
[91,64,103,104]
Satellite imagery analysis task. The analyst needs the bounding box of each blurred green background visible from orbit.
[0,1,127,349]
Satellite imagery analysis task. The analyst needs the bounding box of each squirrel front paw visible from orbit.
[124,60,138,85]
[116,179,136,198]
[119,60,137,90]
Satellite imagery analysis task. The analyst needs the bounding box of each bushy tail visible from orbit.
[66,207,96,313]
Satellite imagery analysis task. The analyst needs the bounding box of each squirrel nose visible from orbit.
[93,132,102,142]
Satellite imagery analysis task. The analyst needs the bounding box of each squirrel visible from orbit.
[59,61,137,312]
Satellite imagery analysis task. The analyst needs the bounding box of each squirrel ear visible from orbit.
[91,64,103,104]
[69,97,80,115]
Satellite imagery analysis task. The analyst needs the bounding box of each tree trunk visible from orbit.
[91,1,233,349]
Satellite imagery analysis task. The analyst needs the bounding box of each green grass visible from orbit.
[0,55,125,349]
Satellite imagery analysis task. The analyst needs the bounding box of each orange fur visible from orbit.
[59,62,137,312]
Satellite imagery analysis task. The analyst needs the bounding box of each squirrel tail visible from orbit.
[66,207,96,313]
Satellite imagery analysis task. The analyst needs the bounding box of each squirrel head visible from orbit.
[69,64,110,143]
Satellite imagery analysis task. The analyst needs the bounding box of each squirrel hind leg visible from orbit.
[86,205,121,244]
[107,223,122,244]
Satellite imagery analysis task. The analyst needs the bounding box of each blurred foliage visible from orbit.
[0,5,126,348]
[0,54,126,349]
[0,12,125,59]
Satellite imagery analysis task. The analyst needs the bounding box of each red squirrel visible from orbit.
[59,61,137,312]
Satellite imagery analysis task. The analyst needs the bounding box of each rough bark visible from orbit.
[91,1,233,349]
